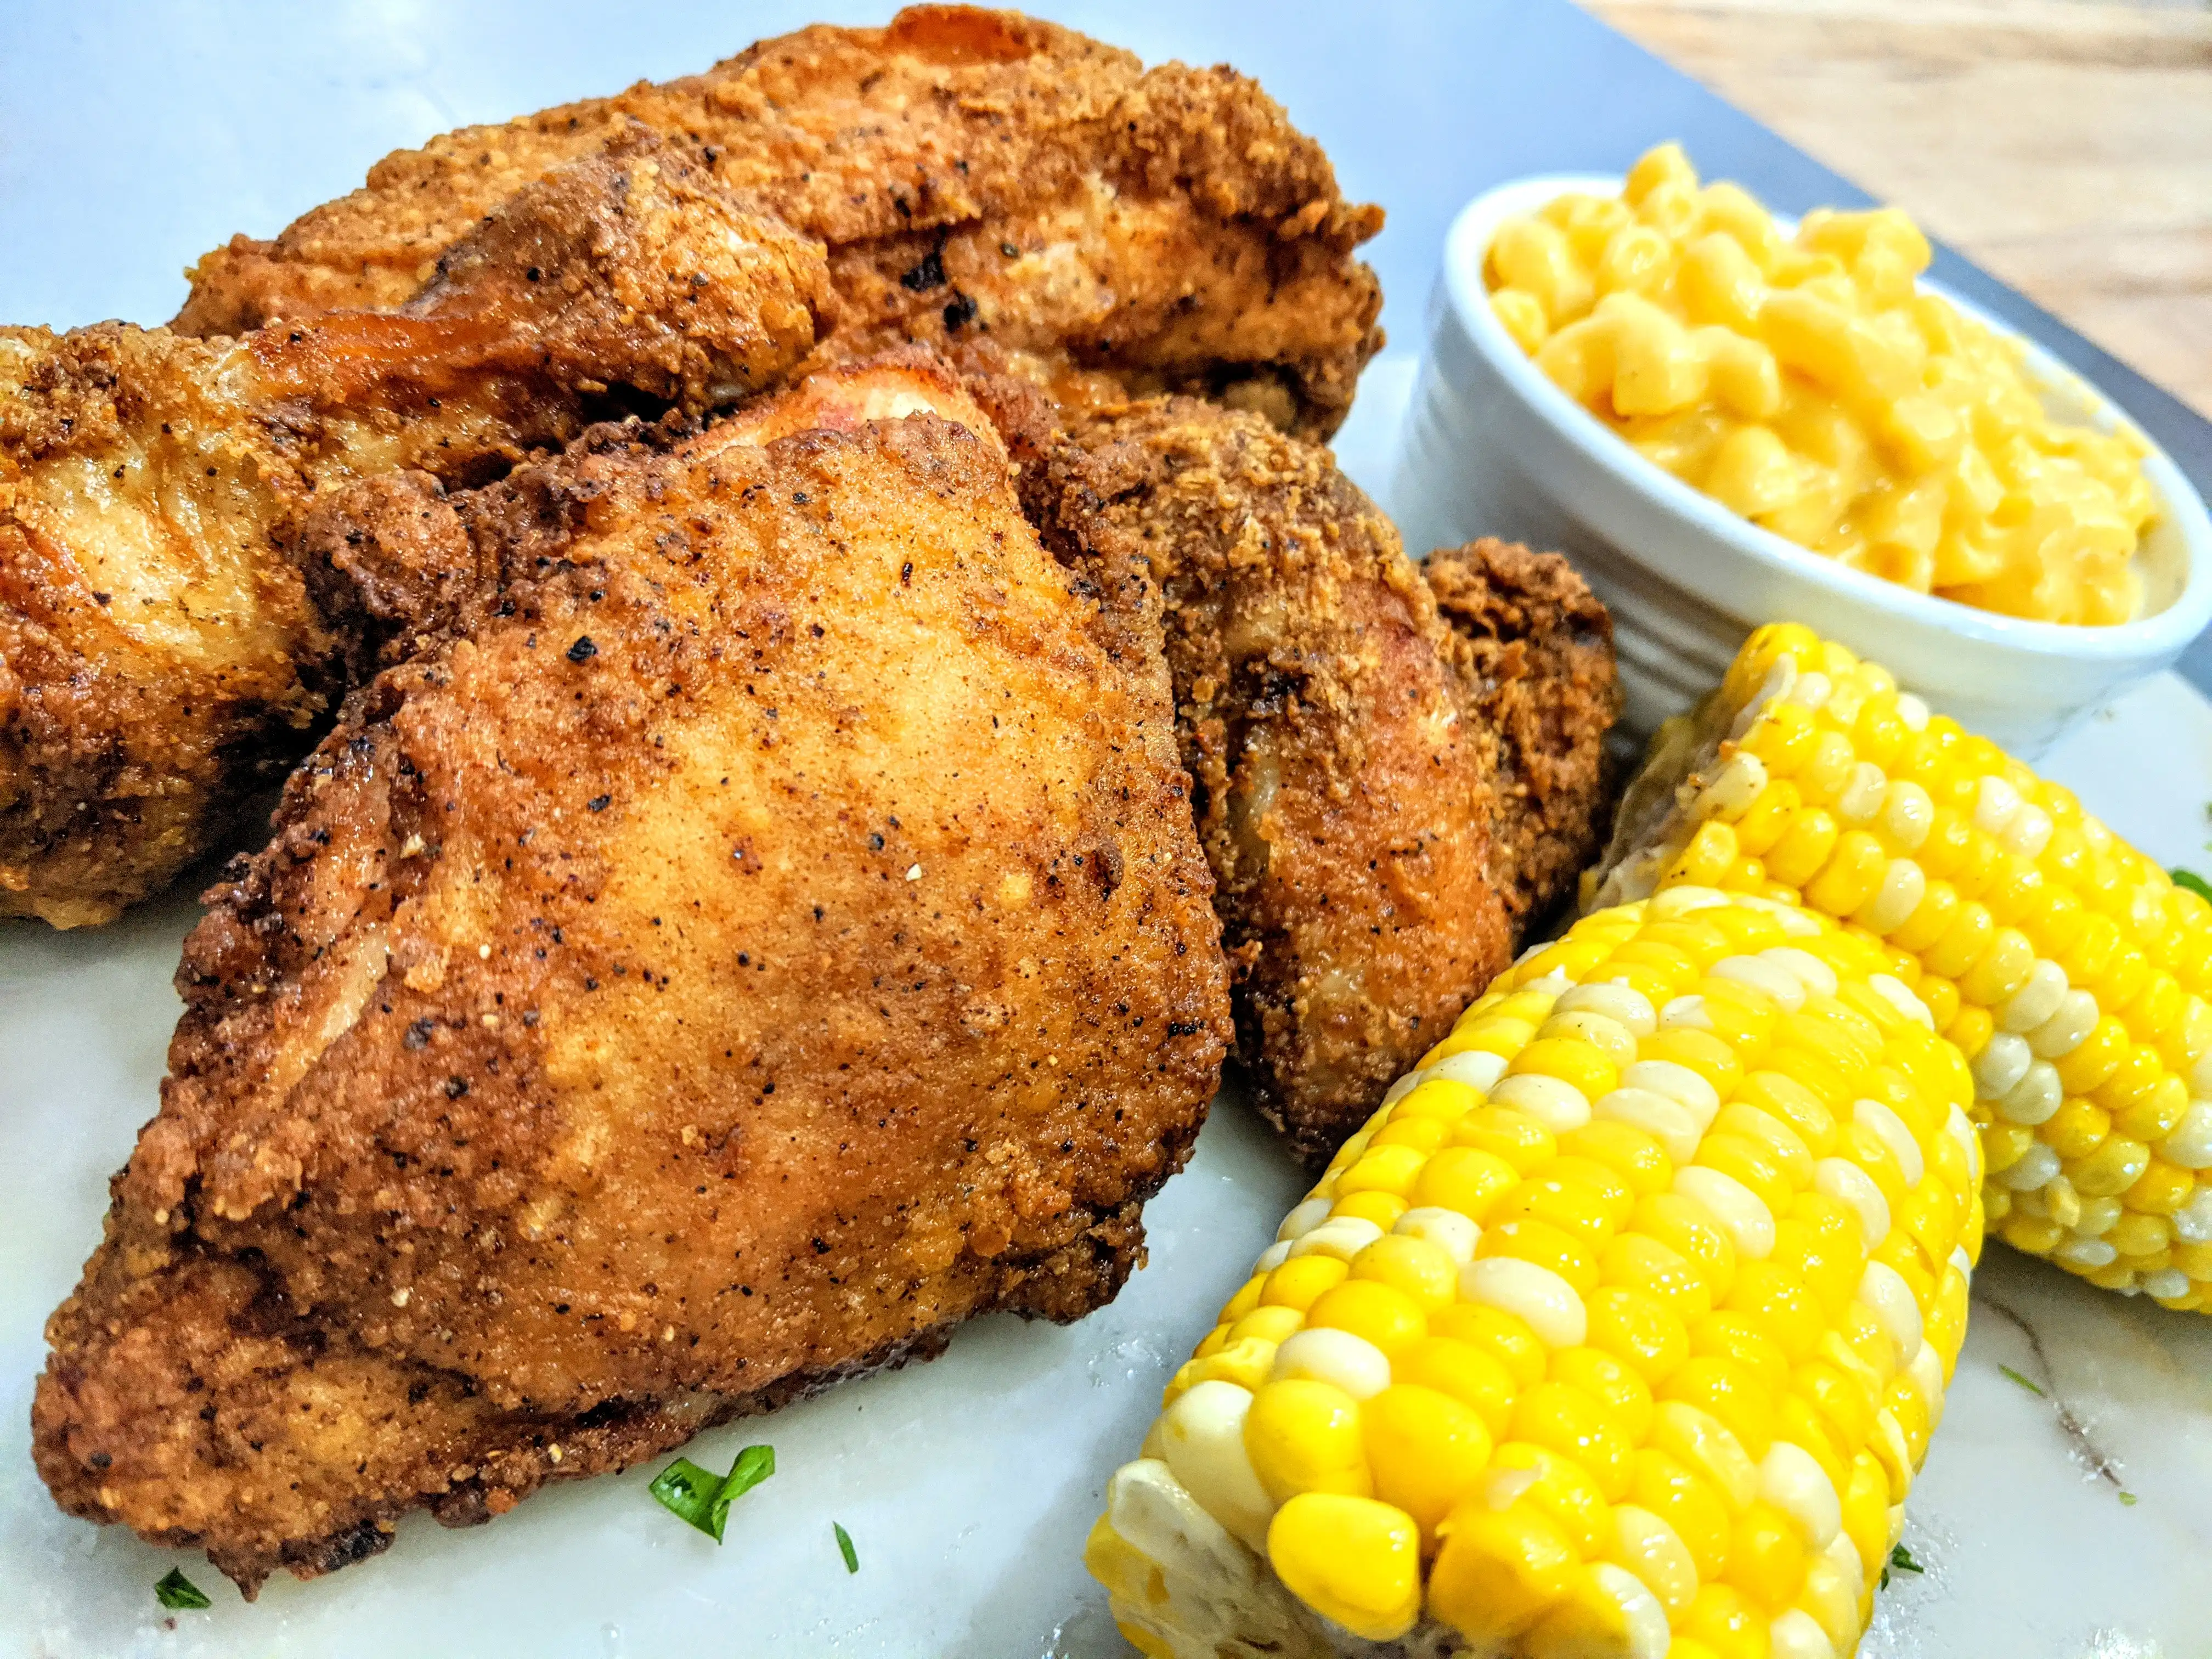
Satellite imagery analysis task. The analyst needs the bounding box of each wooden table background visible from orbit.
[1589,0,2212,418]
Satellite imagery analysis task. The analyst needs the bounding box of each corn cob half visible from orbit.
[1089,890,1977,1658]
[1589,623,2212,1311]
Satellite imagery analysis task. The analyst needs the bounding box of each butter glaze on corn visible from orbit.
[1088,891,1976,1658]
[1590,623,2212,1311]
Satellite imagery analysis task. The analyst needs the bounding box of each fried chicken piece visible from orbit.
[0,131,825,926]
[173,5,1383,438]
[1425,538,1622,934]
[32,359,1227,1594]
[1011,394,1509,1163]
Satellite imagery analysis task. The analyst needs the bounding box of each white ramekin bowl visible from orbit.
[1390,173,2212,758]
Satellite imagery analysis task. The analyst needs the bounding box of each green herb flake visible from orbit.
[1999,1364,2045,1397]
[154,1568,211,1611]
[1888,1543,1923,1575]
[834,1521,859,1573]
[649,1444,775,1542]
[2174,868,2212,903]
[2120,1491,2139,1506]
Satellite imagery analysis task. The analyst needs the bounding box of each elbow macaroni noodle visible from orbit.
[1486,144,2157,627]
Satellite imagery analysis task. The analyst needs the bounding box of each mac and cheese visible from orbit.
[1487,144,2156,626]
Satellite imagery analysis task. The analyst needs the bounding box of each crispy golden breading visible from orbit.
[1014,395,1513,1164]
[1425,538,1621,933]
[33,363,1227,1594]
[0,134,825,926]
[174,6,1383,437]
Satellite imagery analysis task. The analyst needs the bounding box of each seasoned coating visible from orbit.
[1425,537,1621,933]
[0,133,825,926]
[174,5,1384,438]
[33,364,1228,1593]
[1020,395,1512,1165]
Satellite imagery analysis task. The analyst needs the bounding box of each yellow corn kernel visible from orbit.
[1632,1448,1733,1579]
[1339,1143,1427,1199]
[1414,1146,1522,1222]
[1395,1335,1518,1438]
[1430,1500,1581,1646]
[1352,1233,1459,1310]
[1267,1493,1421,1641]
[1431,1302,1551,1392]
[1362,1384,1496,1535]
[1585,1285,1694,1384]
[1511,1381,1637,1501]
[1307,1280,1429,1358]
[1244,1379,1371,1503]
[1454,1108,1563,1174]
[1262,1255,1350,1313]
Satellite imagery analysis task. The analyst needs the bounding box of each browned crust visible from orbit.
[1009,394,1515,1165]
[1424,538,1622,935]
[33,390,1227,1592]
[172,6,1383,437]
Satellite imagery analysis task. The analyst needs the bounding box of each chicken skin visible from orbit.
[32,359,1228,1594]
[0,132,825,925]
[1010,396,1617,1162]
[173,5,1384,439]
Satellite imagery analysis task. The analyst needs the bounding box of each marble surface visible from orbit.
[5,361,2211,1656]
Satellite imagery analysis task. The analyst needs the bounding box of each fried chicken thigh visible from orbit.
[174,5,1383,438]
[33,361,1227,1592]
[1014,397,1617,1162]
[1,133,825,924]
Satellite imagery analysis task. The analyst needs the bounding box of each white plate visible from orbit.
[5,359,2211,1657]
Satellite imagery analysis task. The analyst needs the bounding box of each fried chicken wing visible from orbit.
[1,132,825,925]
[1011,395,1508,1163]
[174,5,1383,438]
[32,360,1228,1594]
[1426,538,1622,935]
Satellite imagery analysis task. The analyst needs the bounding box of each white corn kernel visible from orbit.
[1853,1098,1925,1186]
[1596,1087,1703,1163]
[1694,752,1769,820]
[1288,1217,1385,1262]
[1156,1382,1274,1550]
[1491,1072,1593,1132]
[1869,973,1934,1026]
[1972,1031,2033,1100]
[1760,947,1839,1000]
[1592,1562,1672,1659]
[1623,1059,1723,1129]
[1815,1158,1892,1249]
[1712,954,1807,1011]
[1907,1340,1948,1430]
[1271,1328,1392,1400]
[1430,1049,1509,1092]
[1995,1060,2063,1126]
[1610,1506,1699,1615]
[1460,1256,1588,1348]
[1997,1142,2063,1193]
[1394,1206,1480,1265]
[1859,860,1927,935]
[2004,804,2054,859]
[2143,1269,2192,1301]
[1255,1240,1292,1272]
[1895,693,1930,731]
[1758,1442,1842,1549]
[1555,981,1658,1036]
[1835,762,1887,822]
[2161,1102,2212,1170]
[1880,780,1934,851]
[1857,1261,1923,1367]
[1651,885,1731,918]
[1974,775,2022,836]
[2190,1050,2212,1098]
[1278,1198,1335,1242]
[1947,1104,1983,1182]
[2055,1237,2118,1270]
[1786,671,1833,713]
[1658,995,1713,1031]
[1674,1165,1777,1258]
[1380,1071,1425,1109]
[1998,961,2068,1035]
[2027,990,2099,1059]
[2075,1195,2125,1238]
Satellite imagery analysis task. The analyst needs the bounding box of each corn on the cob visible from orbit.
[1589,623,2212,1312]
[1089,890,1977,1658]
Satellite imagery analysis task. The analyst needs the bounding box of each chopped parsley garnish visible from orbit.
[834,1521,859,1573]
[2174,868,2212,902]
[154,1568,211,1610]
[2000,1364,2045,1397]
[649,1444,775,1542]
[2120,1491,2139,1506]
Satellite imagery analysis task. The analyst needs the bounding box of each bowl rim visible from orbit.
[1440,171,2212,667]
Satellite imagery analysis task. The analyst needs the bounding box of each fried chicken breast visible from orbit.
[173,5,1383,438]
[32,360,1227,1593]
[0,132,825,926]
